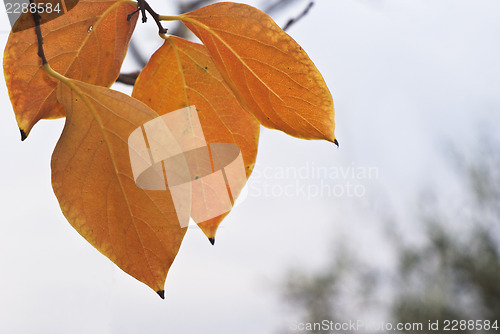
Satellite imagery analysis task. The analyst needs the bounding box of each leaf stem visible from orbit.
[28,1,92,108]
[158,15,182,21]
[42,63,70,84]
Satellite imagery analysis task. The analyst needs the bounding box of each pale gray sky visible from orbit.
[1,0,499,333]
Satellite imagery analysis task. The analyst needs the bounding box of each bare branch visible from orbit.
[180,0,214,13]
[169,0,215,39]
[116,71,140,85]
[128,40,148,68]
[263,0,301,14]
[123,0,215,79]
[283,1,314,31]
[128,0,168,34]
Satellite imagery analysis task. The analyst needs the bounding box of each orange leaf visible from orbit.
[3,0,138,139]
[53,79,186,296]
[132,36,259,241]
[177,2,336,142]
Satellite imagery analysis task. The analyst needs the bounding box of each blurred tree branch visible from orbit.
[278,135,500,333]
[283,1,313,31]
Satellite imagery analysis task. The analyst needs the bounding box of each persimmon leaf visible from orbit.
[176,2,336,142]
[132,36,260,241]
[53,79,186,296]
[3,0,138,139]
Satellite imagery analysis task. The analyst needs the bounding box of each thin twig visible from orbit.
[143,0,168,34]
[128,41,148,68]
[169,0,214,37]
[137,0,147,23]
[129,0,168,34]
[263,0,300,14]
[116,71,140,85]
[121,0,216,85]
[282,1,314,31]
[180,0,214,13]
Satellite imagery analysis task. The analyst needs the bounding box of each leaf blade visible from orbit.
[53,79,186,294]
[3,0,138,138]
[132,36,260,239]
[179,2,336,142]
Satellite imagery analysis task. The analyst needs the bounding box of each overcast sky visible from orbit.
[1,0,499,333]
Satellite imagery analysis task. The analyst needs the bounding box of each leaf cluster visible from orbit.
[3,0,336,296]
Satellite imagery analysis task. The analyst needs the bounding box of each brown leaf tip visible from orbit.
[20,128,28,141]
[157,290,165,299]
[333,139,339,148]
[209,237,215,246]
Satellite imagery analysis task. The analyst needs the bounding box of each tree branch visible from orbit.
[283,1,314,31]
[128,0,168,35]
[121,0,216,86]
[180,0,214,13]
[116,71,140,85]
[263,0,300,14]
[128,40,148,68]
[168,0,214,37]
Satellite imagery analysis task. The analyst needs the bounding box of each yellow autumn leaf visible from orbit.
[53,78,186,297]
[165,2,336,143]
[4,0,138,139]
[132,36,260,242]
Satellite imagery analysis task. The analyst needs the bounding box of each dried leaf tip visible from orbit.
[209,237,215,246]
[20,128,28,141]
[333,139,339,148]
[157,290,165,299]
